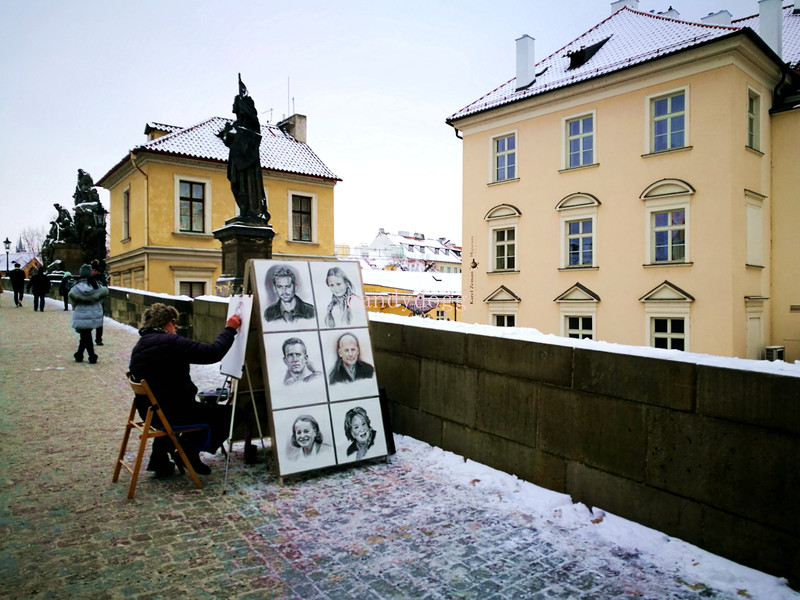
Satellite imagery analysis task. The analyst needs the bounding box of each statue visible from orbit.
[73,169,100,206]
[54,203,78,242]
[217,74,269,223]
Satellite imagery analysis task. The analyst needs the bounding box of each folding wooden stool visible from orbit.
[113,374,208,499]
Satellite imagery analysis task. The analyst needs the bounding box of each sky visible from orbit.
[0,0,765,251]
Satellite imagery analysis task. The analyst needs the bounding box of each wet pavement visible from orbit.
[0,293,790,599]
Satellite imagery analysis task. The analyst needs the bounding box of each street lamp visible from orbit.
[3,237,10,277]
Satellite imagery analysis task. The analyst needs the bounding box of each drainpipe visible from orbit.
[129,151,149,290]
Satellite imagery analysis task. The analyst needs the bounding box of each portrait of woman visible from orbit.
[323,267,361,328]
[286,415,333,461]
[344,406,377,460]
[310,262,367,330]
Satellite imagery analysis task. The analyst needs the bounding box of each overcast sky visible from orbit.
[0,0,763,251]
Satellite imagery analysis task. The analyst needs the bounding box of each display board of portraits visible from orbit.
[246,259,388,476]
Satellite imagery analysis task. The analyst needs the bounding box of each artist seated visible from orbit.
[128,303,242,476]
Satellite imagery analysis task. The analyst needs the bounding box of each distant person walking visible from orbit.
[68,263,108,364]
[26,267,51,312]
[58,272,74,311]
[91,260,108,345]
[9,263,25,307]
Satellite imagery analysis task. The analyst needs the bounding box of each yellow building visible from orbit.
[447,1,800,360]
[98,115,340,296]
[360,268,463,320]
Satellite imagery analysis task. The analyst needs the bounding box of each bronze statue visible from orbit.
[73,169,100,206]
[217,74,269,223]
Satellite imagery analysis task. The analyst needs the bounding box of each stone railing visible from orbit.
[40,285,799,587]
[369,315,800,589]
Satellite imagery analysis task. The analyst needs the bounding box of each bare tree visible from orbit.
[19,225,47,255]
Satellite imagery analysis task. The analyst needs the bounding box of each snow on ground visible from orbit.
[91,299,799,597]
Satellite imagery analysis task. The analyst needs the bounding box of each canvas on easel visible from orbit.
[245,259,387,477]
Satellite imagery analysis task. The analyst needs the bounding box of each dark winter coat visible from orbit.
[328,358,375,384]
[129,326,237,414]
[59,276,75,297]
[69,279,108,330]
[9,267,25,290]
[27,271,51,295]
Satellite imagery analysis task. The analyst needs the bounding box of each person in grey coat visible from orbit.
[69,263,108,363]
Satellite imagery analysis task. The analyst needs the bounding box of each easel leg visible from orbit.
[244,364,267,454]
[222,378,239,495]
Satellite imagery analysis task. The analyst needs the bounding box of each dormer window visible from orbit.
[566,36,611,70]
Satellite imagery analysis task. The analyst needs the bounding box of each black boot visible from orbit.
[183,448,211,475]
[147,437,176,476]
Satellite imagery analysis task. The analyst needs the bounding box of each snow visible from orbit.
[370,312,800,378]
[100,310,800,598]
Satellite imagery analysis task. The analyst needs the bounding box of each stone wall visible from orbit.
[370,319,800,588]
[46,284,798,586]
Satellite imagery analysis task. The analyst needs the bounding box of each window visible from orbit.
[179,281,206,298]
[651,91,685,152]
[651,317,685,350]
[566,316,593,339]
[493,133,516,181]
[641,179,694,265]
[566,115,594,168]
[291,193,314,242]
[747,89,761,151]
[652,209,685,262]
[493,227,516,271]
[122,187,130,240]
[556,193,600,269]
[745,192,765,266]
[495,314,516,327]
[640,280,692,351]
[179,180,205,233]
[567,219,593,266]
[435,309,446,321]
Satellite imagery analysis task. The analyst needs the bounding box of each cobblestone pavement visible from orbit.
[0,293,779,599]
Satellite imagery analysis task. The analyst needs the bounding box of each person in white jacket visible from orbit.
[68,263,108,363]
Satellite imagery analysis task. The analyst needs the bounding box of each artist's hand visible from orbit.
[226,314,242,330]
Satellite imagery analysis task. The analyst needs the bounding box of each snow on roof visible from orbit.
[100,117,340,185]
[447,5,800,123]
[361,269,461,295]
[374,232,463,264]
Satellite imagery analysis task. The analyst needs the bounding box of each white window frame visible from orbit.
[492,313,517,327]
[172,267,214,298]
[562,111,596,169]
[489,131,518,183]
[561,306,596,339]
[644,303,690,351]
[485,205,521,273]
[288,190,318,243]
[645,86,689,154]
[556,194,599,269]
[643,195,691,265]
[121,185,130,241]
[173,174,212,235]
[746,87,761,151]
[745,191,765,267]
[745,298,765,360]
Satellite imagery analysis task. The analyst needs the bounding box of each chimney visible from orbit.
[701,9,732,25]
[515,35,536,91]
[657,7,680,18]
[610,0,639,13]
[758,0,783,59]
[277,113,307,143]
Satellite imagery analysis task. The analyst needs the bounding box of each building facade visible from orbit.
[447,1,800,359]
[356,229,462,273]
[98,115,340,296]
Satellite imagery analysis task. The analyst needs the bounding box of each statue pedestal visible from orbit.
[51,242,84,275]
[213,222,274,296]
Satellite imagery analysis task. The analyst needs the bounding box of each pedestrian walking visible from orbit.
[68,263,108,364]
[26,267,51,312]
[58,272,74,311]
[91,260,108,345]
[9,263,25,307]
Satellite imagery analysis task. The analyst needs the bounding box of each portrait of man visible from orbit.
[282,337,322,385]
[264,265,315,324]
[328,332,375,384]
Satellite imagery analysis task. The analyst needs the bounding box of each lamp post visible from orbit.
[3,237,10,277]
